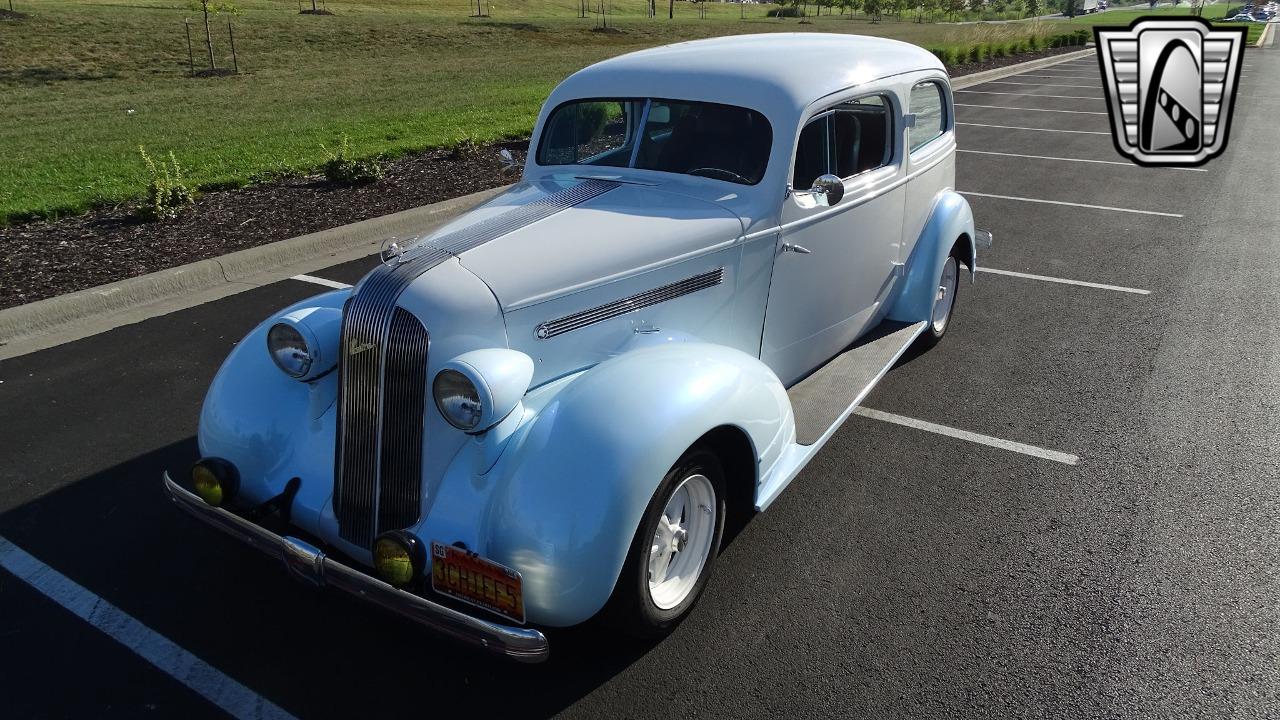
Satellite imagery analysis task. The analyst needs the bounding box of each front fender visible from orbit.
[886,190,975,324]
[479,342,792,627]
[198,288,352,537]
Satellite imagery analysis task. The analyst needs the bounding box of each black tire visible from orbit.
[607,447,727,638]
[915,244,962,350]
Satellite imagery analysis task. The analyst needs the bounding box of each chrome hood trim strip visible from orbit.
[534,267,725,340]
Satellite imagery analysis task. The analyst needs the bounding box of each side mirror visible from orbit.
[809,174,844,207]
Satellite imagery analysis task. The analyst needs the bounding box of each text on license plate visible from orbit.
[430,541,525,624]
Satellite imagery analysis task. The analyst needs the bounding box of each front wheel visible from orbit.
[608,447,726,638]
[916,249,960,349]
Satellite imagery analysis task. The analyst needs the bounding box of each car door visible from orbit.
[761,93,905,387]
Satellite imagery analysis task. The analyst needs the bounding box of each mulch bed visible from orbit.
[0,46,1090,311]
[947,44,1089,77]
[0,143,526,309]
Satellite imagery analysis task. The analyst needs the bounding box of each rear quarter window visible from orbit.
[908,81,949,154]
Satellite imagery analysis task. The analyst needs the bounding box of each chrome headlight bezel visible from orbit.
[432,349,536,434]
[264,306,342,382]
[433,368,485,432]
[267,322,315,379]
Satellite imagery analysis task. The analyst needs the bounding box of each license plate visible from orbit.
[430,541,525,624]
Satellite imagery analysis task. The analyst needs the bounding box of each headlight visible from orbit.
[432,349,536,434]
[264,306,342,381]
[190,457,239,507]
[433,369,483,431]
[372,531,424,587]
[267,323,312,378]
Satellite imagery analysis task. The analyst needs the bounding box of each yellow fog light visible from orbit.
[373,531,424,587]
[189,458,239,507]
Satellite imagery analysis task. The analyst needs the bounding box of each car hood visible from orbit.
[446,180,744,310]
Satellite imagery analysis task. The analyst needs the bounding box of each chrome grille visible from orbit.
[376,308,430,535]
[334,178,620,548]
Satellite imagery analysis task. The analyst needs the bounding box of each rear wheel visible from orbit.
[916,246,961,349]
[609,447,726,637]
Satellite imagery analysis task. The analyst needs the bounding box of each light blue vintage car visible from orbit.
[165,33,989,662]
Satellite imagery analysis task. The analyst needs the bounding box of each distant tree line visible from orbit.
[771,0,1066,20]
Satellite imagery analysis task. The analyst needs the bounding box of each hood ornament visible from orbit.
[380,236,413,267]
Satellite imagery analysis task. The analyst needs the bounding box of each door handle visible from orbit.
[782,243,812,255]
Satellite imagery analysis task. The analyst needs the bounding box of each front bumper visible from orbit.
[162,472,550,663]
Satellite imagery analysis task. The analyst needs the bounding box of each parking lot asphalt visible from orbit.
[2,49,1278,719]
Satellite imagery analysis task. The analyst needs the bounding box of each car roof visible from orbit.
[543,33,945,128]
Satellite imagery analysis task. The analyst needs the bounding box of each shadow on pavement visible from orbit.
[0,438,655,718]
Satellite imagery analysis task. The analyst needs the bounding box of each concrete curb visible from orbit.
[1257,22,1273,49]
[0,185,507,359]
[0,48,1099,360]
[952,47,1095,90]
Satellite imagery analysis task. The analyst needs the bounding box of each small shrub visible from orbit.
[138,146,194,221]
[1027,35,1042,51]
[322,135,384,186]
[766,6,803,16]
[945,48,964,66]
[969,45,988,63]
[992,44,1008,58]
[449,137,483,161]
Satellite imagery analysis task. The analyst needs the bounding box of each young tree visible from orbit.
[1025,0,1040,16]
[189,1,238,72]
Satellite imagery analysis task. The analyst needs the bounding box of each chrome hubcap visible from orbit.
[647,473,716,610]
[932,256,958,334]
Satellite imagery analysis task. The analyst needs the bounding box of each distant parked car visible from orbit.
[165,34,986,662]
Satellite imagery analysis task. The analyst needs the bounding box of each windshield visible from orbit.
[536,98,772,185]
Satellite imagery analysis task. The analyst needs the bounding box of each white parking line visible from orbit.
[958,148,1208,172]
[958,90,1102,100]
[292,274,352,289]
[854,408,1080,465]
[1014,74,1100,80]
[978,266,1152,295]
[957,122,1110,135]
[959,191,1184,218]
[986,80,1101,88]
[0,536,296,720]
[956,103,1107,115]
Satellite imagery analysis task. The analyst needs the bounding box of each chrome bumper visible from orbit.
[162,472,550,663]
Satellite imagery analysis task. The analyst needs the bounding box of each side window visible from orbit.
[908,81,947,154]
[792,94,894,190]
[831,96,892,177]
[792,115,830,190]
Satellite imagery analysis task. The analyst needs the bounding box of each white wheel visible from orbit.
[931,254,959,335]
[646,473,717,610]
[608,447,726,637]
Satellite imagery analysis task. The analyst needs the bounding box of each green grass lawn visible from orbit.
[1057,3,1267,43]
[0,1,1110,223]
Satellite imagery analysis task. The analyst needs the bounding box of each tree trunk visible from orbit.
[311,0,317,11]
[202,3,215,70]
[669,0,674,18]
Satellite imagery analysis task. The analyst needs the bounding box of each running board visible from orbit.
[786,320,928,446]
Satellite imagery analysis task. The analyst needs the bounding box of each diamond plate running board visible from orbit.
[786,320,928,446]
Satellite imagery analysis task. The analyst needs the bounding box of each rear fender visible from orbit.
[887,190,975,324]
